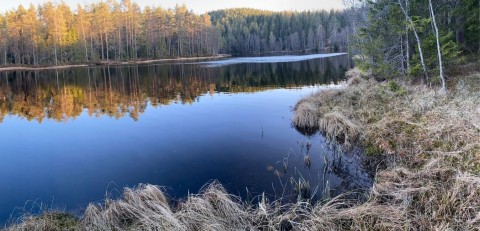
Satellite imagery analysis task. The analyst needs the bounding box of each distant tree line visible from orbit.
[0,0,219,65]
[0,0,352,66]
[209,8,351,54]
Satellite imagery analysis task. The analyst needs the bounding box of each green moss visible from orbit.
[387,80,407,95]
[404,125,416,136]
[388,80,401,92]
[42,212,79,230]
[365,139,383,156]
[432,140,443,149]
[388,140,397,150]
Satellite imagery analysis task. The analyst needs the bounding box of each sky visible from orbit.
[1,0,345,13]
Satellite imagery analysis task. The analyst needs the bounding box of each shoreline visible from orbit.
[5,64,479,230]
[0,54,231,72]
[292,65,480,229]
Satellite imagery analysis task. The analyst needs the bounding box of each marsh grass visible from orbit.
[346,67,368,86]
[7,68,480,231]
[292,68,480,230]
[319,112,361,150]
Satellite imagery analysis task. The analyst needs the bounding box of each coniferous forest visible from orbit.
[352,0,479,82]
[0,1,352,66]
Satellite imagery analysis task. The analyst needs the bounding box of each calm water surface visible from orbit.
[0,54,370,224]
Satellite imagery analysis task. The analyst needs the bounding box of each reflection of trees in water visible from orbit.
[0,56,349,123]
[265,137,373,204]
[323,143,374,198]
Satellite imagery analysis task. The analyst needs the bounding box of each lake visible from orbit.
[0,54,371,224]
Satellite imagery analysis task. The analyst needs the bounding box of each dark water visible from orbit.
[0,54,371,224]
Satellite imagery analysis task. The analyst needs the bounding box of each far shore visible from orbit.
[0,54,232,72]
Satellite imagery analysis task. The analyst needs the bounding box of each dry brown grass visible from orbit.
[6,212,78,231]
[7,69,480,231]
[346,67,369,86]
[81,182,254,231]
[319,112,361,150]
[292,69,480,230]
[6,183,254,231]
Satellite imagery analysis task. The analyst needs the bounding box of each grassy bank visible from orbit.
[293,64,480,229]
[6,64,480,230]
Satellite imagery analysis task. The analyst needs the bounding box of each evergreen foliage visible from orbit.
[0,2,352,66]
[354,0,478,84]
[209,8,351,54]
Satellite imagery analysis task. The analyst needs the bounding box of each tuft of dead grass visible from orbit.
[346,67,368,86]
[292,98,320,129]
[82,184,185,230]
[319,112,361,150]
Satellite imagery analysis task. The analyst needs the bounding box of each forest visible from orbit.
[0,0,478,75]
[352,0,479,88]
[0,0,351,66]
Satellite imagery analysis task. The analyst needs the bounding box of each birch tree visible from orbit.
[398,0,429,81]
[429,0,446,92]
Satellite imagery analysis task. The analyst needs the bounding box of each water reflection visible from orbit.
[0,55,370,225]
[0,56,348,123]
[262,136,373,204]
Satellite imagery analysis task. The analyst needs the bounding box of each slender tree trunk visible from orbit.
[429,0,446,92]
[104,17,109,61]
[32,41,36,65]
[81,21,88,62]
[133,26,137,59]
[100,33,104,60]
[54,40,58,65]
[125,17,129,59]
[405,0,410,73]
[205,29,209,54]
[59,35,63,63]
[112,33,117,60]
[90,36,94,61]
[118,28,122,60]
[20,28,24,65]
[399,0,428,82]
[3,43,6,66]
[105,31,109,61]
[167,37,171,56]
[412,21,428,82]
[401,35,405,74]
[54,13,58,65]
[179,30,182,56]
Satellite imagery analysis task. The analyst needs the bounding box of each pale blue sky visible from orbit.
[1,0,344,13]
